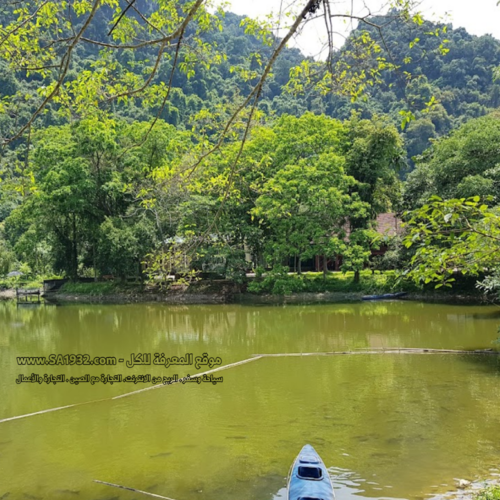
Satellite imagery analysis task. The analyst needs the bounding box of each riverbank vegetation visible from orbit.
[476,486,500,500]
[1,0,500,297]
[53,270,399,296]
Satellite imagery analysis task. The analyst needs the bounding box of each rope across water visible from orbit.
[1,348,497,424]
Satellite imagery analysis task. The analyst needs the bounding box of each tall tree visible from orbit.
[404,112,500,209]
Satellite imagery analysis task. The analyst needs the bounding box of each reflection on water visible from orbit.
[0,300,500,500]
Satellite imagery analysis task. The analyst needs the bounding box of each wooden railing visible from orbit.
[16,288,41,303]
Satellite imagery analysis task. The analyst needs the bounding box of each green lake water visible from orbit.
[1,300,500,500]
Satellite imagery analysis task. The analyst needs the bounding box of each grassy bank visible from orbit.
[476,486,500,500]
[60,281,125,295]
[246,269,486,298]
[247,270,414,295]
[3,269,483,303]
[58,279,240,296]
[2,270,490,307]
[55,271,404,297]
[39,278,242,304]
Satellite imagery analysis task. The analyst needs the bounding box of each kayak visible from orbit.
[362,291,408,301]
[287,444,335,500]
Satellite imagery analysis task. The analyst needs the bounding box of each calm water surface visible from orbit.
[0,301,500,500]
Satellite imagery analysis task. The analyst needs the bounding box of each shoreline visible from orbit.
[0,287,493,305]
[428,479,500,500]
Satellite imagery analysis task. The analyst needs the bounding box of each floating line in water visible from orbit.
[1,349,497,424]
[253,348,500,357]
[0,399,109,424]
[112,355,263,400]
[94,479,177,500]
[0,356,263,424]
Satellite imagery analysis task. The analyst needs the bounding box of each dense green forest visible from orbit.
[1,0,500,295]
[2,6,500,157]
[0,112,404,282]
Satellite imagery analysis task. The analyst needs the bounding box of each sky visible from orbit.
[226,0,500,57]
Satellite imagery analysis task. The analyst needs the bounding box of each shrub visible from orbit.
[247,266,302,295]
[475,486,500,500]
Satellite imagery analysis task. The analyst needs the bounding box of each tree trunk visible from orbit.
[323,256,328,279]
[71,213,78,280]
[298,257,302,275]
[354,270,360,283]
[243,239,252,267]
[93,244,97,282]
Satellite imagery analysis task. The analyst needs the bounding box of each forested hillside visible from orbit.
[348,14,500,162]
[0,6,306,137]
[2,6,500,159]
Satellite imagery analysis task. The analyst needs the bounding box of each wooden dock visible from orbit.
[16,288,41,304]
